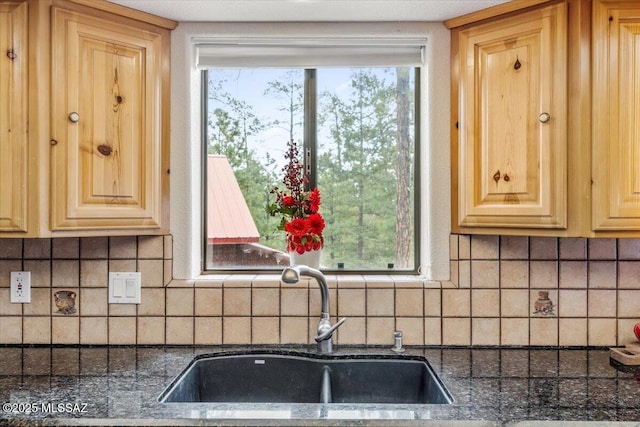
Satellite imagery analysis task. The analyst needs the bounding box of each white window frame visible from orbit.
[169,22,451,281]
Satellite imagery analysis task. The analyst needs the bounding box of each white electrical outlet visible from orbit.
[10,271,31,303]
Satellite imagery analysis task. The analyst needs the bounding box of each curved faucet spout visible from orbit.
[281,264,346,354]
[281,265,329,316]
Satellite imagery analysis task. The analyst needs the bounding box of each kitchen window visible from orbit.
[200,41,423,272]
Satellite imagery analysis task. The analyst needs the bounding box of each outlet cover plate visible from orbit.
[10,271,31,303]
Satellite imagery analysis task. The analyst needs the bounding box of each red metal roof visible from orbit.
[207,155,260,244]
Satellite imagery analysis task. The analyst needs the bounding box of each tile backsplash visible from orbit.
[0,234,638,347]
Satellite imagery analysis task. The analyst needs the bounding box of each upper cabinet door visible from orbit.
[0,1,27,232]
[593,1,640,231]
[456,3,567,229]
[50,6,168,231]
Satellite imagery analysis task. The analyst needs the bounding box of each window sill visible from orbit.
[168,273,441,288]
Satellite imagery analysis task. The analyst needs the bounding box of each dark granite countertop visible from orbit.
[0,345,639,426]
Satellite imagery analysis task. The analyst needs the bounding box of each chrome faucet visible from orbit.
[281,265,346,354]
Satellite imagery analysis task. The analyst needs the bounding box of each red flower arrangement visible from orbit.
[268,140,325,254]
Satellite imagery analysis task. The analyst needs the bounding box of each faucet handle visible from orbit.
[314,317,347,342]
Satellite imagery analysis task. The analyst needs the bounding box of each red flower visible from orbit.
[282,195,296,207]
[306,213,325,236]
[284,217,309,236]
[308,188,321,212]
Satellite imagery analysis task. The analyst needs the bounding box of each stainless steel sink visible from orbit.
[159,350,452,404]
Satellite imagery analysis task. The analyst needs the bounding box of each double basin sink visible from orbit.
[159,350,452,405]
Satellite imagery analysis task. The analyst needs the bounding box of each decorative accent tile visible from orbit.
[532,290,556,316]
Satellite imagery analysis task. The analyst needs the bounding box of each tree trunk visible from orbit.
[395,68,412,268]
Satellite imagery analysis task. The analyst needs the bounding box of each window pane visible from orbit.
[205,69,304,269]
[317,68,415,270]
[204,67,416,271]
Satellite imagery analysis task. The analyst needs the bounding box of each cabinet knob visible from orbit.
[538,112,551,123]
[68,112,80,123]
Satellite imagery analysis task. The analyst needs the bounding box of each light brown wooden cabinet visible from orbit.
[454,2,567,230]
[448,0,640,237]
[50,4,170,231]
[592,1,640,231]
[0,1,28,231]
[0,0,175,237]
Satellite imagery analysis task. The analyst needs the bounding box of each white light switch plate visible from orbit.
[10,271,31,303]
[109,272,141,304]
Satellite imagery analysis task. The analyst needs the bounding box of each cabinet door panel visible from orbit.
[458,3,567,229]
[593,2,640,230]
[0,2,27,231]
[51,7,164,230]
